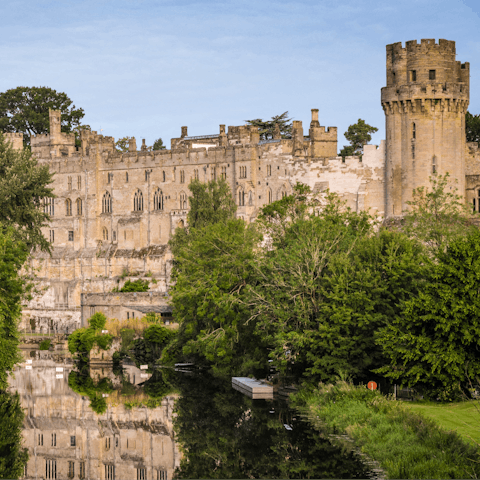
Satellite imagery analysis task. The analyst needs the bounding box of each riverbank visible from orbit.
[404,400,480,446]
[293,381,480,479]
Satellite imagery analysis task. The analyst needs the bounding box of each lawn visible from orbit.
[405,400,480,446]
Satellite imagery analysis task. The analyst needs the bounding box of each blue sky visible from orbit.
[1,0,479,149]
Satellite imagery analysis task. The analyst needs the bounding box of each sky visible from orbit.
[1,0,479,149]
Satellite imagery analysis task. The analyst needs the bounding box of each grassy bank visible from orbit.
[404,401,480,446]
[293,381,480,479]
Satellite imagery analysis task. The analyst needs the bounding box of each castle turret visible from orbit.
[381,39,469,216]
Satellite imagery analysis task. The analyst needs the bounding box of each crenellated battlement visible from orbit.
[387,39,456,56]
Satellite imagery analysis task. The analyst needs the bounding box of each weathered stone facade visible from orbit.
[5,37,478,332]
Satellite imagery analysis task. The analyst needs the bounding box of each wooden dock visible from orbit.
[232,377,274,399]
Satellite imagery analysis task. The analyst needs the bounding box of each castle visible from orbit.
[5,38,480,333]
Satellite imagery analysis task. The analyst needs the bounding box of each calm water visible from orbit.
[8,351,373,479]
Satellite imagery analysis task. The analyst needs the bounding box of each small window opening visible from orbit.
[411,70,416,82]
[429,70,436,80]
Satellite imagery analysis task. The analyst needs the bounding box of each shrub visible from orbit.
[95,333,113,350]
[88,312,107,331]
[39,339,51,350]
[119,279,149,292]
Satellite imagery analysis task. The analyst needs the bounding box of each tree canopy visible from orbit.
[0,132,55,252]
[339,119,378,157]
[466,111,480,143]
[152,138,166,150]
[0,86,85,146]
[245,112,293,140]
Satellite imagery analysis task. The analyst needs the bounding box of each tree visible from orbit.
[185,178,237,231]
[167,179,265,376]
[0,132,55,252]
[152,138,166,150]
[245,112,293,140]
[466,111,480,143]
[339,119,378,157]
[0,392,29,478]
[376,229,480,401]
[0,227,30,390]
[115,136,133,152]
[403,173,476,255]
[0,86,85,146]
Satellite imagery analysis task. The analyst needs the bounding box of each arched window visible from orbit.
[103,227,108,241]
[267,188,272,204]
[65,198,72,216]
[238,189,245,206]
[154,189,164,210]
[134,189,144,211]
[102,192,112,213]
[248,191,253,206]
[177,219,185,229]
[76,198,82,216]
[180,192,187,210]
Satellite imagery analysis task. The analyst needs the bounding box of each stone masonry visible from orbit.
[4,38,479,333]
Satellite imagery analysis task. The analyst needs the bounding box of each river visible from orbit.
[7,351,374,479]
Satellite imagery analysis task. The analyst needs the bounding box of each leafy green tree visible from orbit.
[0,392,29,478]
[115,136,133,152]
[0,227,29,390]
[339,119,378,157]
[466,111,480,143]
[0,86,85,146]
[403,173,476,255]
[167,218,265,376]
[152,138,166,150]
[245,111,293,140]
[0,132,55,252]
[376,229,480,401]
[184,178,237,231]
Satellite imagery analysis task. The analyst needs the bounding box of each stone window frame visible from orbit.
[76,198,83,216]
[154,188,164,211]
[102,191,112,214]
[65,198,72,216]
[134,189,144,212]
[103,227,108,241]
[179,191,187,210]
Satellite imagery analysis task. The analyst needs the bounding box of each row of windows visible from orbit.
[65,198,83,216]
[44,460,85,480]
[66,176,82,191]
[102,190,187,214]
[392,69,437,82]
[237,188,283,206]
[39,434,75,446]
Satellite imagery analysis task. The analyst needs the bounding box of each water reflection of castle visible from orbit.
[9,359,180,480]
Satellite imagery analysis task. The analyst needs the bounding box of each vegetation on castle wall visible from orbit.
[466,111,480,143]
[245,111,293,139]
[68,368,114,414]
[112,279,150,292]
[339,118,378,157]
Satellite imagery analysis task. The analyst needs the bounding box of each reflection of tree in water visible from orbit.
[0,391,28,478]
[68,362,176,413]
[172,373,371,479]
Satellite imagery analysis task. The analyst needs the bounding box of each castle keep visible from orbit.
[5,38,480,333]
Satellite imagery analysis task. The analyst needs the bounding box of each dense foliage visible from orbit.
[0,132,55,252]
[466,111,480,143]
[0,227,30,390]
[0,392,29,478]
[67,313,113,357]
[113,279,150,292]
[0,86,85,146]
[133,324,175,366]
[166,174,480,400]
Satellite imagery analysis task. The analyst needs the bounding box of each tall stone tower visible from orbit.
[381,39,469,216]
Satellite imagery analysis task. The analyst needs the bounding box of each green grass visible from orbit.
[405,400,480,446]
[294,382,480,479]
